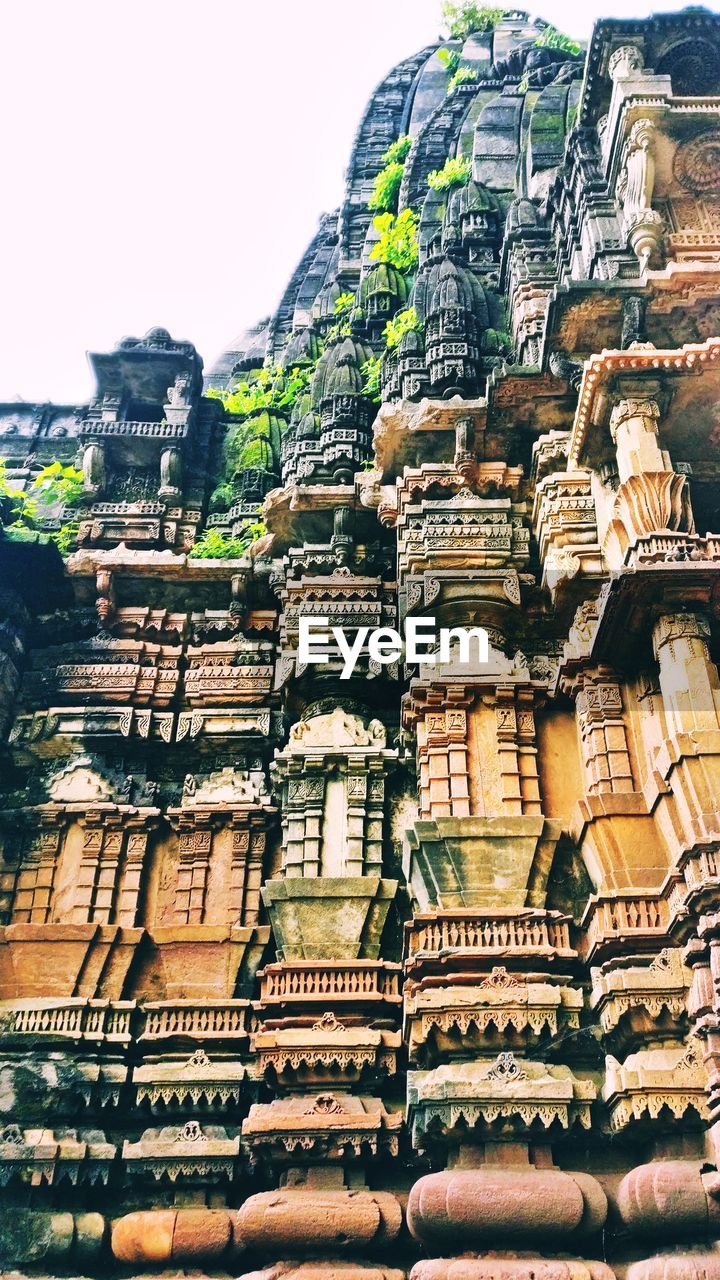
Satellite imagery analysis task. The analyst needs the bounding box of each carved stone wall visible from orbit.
[2,7,720,1280]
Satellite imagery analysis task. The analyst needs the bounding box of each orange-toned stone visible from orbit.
[111,1208,236,1265]
[112,1210,175,1264]
[172,1208,234,1259]
[408,1169,607,1247]
[627,1255,720,1280]
[410,1261,615,1280]
[617,1162,720,1240]
[238,1264,406,1280]
[236,1189,403,1254]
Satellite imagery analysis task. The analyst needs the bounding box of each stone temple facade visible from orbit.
[2,5,720,1278]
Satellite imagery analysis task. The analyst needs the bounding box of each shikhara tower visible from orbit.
[2,6,720,1278]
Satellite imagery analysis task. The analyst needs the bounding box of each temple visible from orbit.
[2,5,720,1278]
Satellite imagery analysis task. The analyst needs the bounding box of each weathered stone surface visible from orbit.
[111,1207,240,1264]
[2,9,720,1280]
[410,1261,615,1280]
[0,1211,105,1267]
[627,1253,720,1280]
[616,1161,720,1240]
[236,1188,403,1253]
[408,1168,606,1246]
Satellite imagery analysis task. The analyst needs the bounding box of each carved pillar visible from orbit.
[616,117,663,268]
[605,397,694,563]
[115,819,155,926]
[72,811,124,924]
[159,446,182,497]
[365,765,386,872]
[416,708,470,820]
[610,398,667,481]
[495,688,542,816]
[82,441,105,497]
[652,612,720,738]
[575,672,635,795]
[172,813,213,924]
[11,815,66,924]
[228,814,267,926]
[346,769,368,875]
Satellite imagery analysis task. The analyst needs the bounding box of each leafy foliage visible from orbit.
[441,3,508,39]
[321,293,356,344]
[334,292,356,316]
[370,210,419,273]
[534,25,581,55]
[324,318,352,344]
[381,134,412,165]
[368,160,405,213]
[209,481,236,513]
[207,365,310,418]
[361,355,382,403]
[383,307,421,351]
[0,460,85,554]
[189,520,267,560]
[448,66,478,92]
[437,47,460,75]
[33,462,85,508]
[52,522,81,555]
[427,155,472,191]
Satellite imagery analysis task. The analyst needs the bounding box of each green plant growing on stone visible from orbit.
[361,355,383,403]
[437,47,461,75]
[189,520,267,560]
[209,480,235,513]
[0,460,84,552]
[324,291,356,343]
[370,210,419,273]
[427,155,472,191]
[383,306,421,350]
[448,66,478,92]
[51,522,81,555]
[207,365,310,417]
[334,292,356,316]
[534,25,581,55]
[325,321,351,344]
[441,2,508,39]
[368,160,405,213]
[33,462,85,509]
[381,134,412,165]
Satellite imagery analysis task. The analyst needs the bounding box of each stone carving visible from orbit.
[673,131,720,195]
[4,12,720,1280]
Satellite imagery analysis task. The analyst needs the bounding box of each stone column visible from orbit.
[115,818,155,926]
[605,397,694,562]
[417,708,470,820]
[227,814,267,925]
[172,813,213,924]
[652,612,720,738]
[159,446,182,497]
[72,812,124,924]
[11,815,66,924]
[495,689,542,816]
[576,673,635,795]
[610,398,667,482]
[82,441,105,497]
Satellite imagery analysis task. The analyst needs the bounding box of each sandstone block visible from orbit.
[407,1168,607,1246]
[111,1208,236,1264]
[410,1260,615,1280]
[617,1161,720,1240]
[235,1189,403,1254]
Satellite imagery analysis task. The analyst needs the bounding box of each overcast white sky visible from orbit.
[1,0,716,404]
